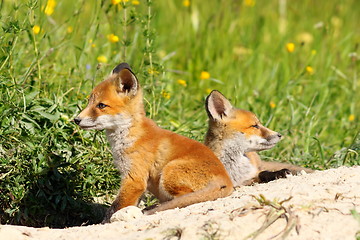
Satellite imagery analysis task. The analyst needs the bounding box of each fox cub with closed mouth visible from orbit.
[204,90,313,187]
[74,63,233,222]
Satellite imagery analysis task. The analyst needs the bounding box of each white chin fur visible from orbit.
[79,114,131,130]
[220,134,258,186]
[248,135,280,151]
[228,133,280,152]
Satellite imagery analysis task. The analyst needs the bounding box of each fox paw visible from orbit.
[101,208,115,224]
[258,168,291,183]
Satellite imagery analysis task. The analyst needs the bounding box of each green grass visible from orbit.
[0,0,359,227]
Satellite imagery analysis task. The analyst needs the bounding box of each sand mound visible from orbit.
[1,166,360,240]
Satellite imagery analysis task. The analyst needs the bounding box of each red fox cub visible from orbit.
[74,63,233,222]
[204,90,313,187]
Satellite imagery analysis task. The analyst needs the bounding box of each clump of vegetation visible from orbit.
[0,0,359,227]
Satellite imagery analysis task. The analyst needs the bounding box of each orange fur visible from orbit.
[75,63,233,222]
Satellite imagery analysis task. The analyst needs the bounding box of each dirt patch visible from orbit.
[1,166,360,240]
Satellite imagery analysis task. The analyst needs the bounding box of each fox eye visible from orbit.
[251,124,259,129]
[97,103,108,109]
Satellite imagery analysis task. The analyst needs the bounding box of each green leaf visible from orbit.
[38,111,60,121]
[25,91,39,102]
[19,120,35,134]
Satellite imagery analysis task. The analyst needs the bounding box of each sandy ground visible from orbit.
[1,166,360,240]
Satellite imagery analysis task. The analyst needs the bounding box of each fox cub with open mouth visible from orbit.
[74,63,233,222]
[204,90,313,187]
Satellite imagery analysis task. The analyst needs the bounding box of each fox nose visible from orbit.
[277,133,282,138]
[74,118,81,125]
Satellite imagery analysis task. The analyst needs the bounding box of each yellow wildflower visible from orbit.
[44,0,56,16]
[348,114,355,122]
[91,43,96,48]
[46,0,56,8]
[161,90,171,99]
[305,66,314,75]
[183,0,190,7]
[97,55,108,63]
[244,0,255,7]
[269,101,276,109]
[200,71,210,80]
[107,33,120,43]
[32,25,40,34]
[132,0,140,5]
[205,88,212,94]
[311,50,317,56]
[286,43,295,53]
[148,68,159,76]
[67,26,73,34]
[112,0,122,4]
[44,6,54,16]
[177,79,187,87]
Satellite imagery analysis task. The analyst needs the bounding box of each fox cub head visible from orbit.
[205,90,282,152]
[74,63,142,130]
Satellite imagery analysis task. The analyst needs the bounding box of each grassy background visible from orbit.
[0,0,359,227]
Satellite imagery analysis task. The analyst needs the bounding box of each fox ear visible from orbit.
[112,63,139,96]
[205,90,233,121]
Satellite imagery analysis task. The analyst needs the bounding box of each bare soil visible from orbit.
[1,166,359,240]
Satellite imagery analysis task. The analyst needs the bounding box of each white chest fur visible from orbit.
[105,116,133,176]
[220,134,257,187]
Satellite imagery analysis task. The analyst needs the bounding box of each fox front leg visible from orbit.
[102,176,147,223]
